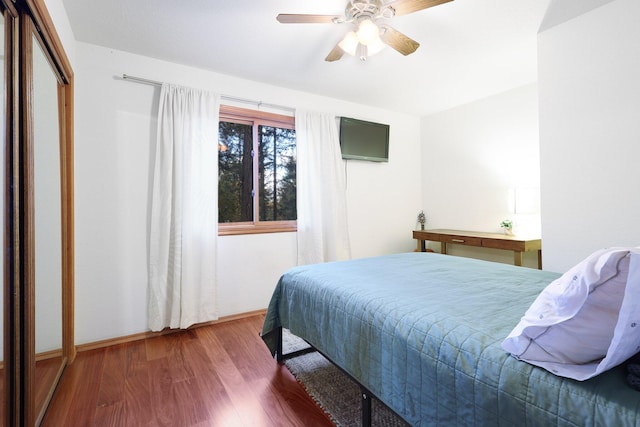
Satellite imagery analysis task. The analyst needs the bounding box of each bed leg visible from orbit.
[361,388,372,427]
[274,327,317,363]
[276,326,284,363]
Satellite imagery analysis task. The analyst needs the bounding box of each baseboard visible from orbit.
[75,309,267,353]
[36,348,64,362]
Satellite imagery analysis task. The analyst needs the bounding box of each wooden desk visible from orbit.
[413,229,542,269]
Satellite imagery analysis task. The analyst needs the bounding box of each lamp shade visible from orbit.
[366,36,386,55]
[357,19,380,46]
[338,31,359,56]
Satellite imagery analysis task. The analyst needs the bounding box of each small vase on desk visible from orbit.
[417,210,426,231]
[504,228,514,236]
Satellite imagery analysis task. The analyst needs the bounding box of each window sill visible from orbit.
[218,221,297,236]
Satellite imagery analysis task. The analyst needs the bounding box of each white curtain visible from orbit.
[295,110,351,265]
[148,83,220,331]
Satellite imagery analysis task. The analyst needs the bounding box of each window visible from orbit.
[218,106,296,235]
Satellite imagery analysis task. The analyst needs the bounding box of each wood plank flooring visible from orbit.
[42,314,334,426]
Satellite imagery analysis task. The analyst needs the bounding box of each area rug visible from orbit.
[282,330,409,427]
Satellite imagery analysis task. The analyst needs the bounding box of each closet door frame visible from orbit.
[3,0,20,424]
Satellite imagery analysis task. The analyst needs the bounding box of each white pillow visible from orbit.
[502,247,640,381]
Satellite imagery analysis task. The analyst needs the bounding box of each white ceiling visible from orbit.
[61,0,551,116]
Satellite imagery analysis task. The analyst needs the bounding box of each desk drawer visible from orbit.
[443,235,482,247]
[481,238,523,251]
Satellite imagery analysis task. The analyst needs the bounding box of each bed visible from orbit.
[261,251,640,426]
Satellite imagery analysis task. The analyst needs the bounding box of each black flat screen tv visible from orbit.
[339,116,389,162]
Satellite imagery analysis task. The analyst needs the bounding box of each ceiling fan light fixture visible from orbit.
[338,31,359,56]
[356,18,380,46]
[366,36,386,56]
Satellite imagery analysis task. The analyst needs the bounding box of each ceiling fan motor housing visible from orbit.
[346,0,395,21]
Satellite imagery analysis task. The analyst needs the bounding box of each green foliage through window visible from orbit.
[218,121,253,222]
[218,107,296,226]
[258,125,297,221]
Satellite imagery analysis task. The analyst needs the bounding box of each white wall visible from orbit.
[538,0,615,32]
[538,0,640,272]
[420,84,541,268]
[73,43,421,344]
[44,0,76,68]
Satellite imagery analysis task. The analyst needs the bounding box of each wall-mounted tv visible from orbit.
[339,116,390,162]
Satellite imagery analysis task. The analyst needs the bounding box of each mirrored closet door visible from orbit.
[31,22,64,424]
[3,0,74,425]
[22,9,74,425]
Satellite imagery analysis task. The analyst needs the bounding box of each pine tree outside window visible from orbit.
[218,106,296,235]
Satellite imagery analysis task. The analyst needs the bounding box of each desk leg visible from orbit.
[537,250,542,270]
[440,242,447,255]
[416,239,427,252]
[514,251,523,267]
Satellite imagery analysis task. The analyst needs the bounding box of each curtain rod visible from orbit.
[121,73,295,113]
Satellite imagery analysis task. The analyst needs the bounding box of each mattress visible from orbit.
[261,252,640,426]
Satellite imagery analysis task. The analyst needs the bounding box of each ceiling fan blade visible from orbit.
[276,14,341,24]
[385,0,452,17]
[325,44,345,62]
[380,25,420,56]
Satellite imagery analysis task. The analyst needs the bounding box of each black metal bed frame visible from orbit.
[274,326,406,427]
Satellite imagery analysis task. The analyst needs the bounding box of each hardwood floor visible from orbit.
[42,314,334,426]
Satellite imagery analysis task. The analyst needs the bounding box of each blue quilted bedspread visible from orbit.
[261,252,640,426]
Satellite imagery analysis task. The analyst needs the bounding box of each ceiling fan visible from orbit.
[276,0,453,62]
